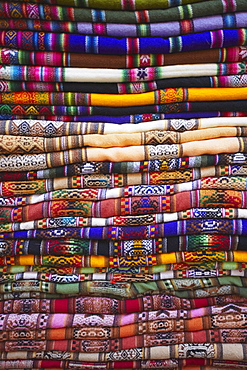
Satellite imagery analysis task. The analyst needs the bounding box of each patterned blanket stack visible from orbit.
[0,0,247,369]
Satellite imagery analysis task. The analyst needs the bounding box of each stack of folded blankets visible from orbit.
[1,0,247,369]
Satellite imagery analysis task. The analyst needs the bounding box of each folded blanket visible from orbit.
[3,88,247,107]
[5,112,247,123]
[1,29,247,54]
[1,13,247,38]
[1,190,247,222]
[0,343,245,361]
[0,268,246,282]
[0,147,246,174]
[0,330,246,354]
[5,101,247,117]
[1,138,247,171]
[0,293,244,313]
[0,329,245,351]
[1,167,247,195]
[0,250,245,267]
[3,74,247,94]
[1,303,246,328]
[1,46,245,68]
[0,260,244,275]
[9,0,206,10]
[1,173,243,196]
[2,127,247,154]
[1,63,246,83]
[0,358,242,369]
[0,276,245,298]
[0,233,246,255]
[2,0,246,23]
[2,187,247,206]
[3,218,247,239]
[2,117,247,138]
[1,210,247,231]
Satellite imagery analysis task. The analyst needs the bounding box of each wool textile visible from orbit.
[1,0,247,369]
[0,46,246,68]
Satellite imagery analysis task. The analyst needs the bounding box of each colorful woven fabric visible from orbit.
[2,190,247,222]
[2,172,247,198]
[1,13,247,37]
[0,331,246,353]
[1,188,247,207]
[2,29,247,55]
[2,137,247,171]
[0,329,246,350]
[0,46,246,68]
[1,127,247,154]
[0,250,246,267]
[1,63,246,83]
[0,359,242,369]
[2,74,247,94]
[5,101,247,118]
[2,0,247,367]
[1,303,247,327]
[1,117,247,137]
[5,111,247,123]
[1,163,247,183]
[0,276,245,298]
[1,268,246,282]
[2,88,247,107]
[0,343,245,361]
[0,293,245,313]
[1,233,247,256]
[0,359,243,369]
[10,0,207,10]
[0,261,244,275]
[3,218,247,240]
[1,0,246,22]
[1,208,247,232]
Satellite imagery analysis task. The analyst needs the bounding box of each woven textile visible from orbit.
[5,111,247,122]
[2,190,247,222]
[2,0,246,22]
[1,188,247,206]
[1,128,247,153]
[1,13,247,38]
[0,46,246,68]
[2,0,247,368]
[2,137,247,171]
[2,233,247,254]
[9,0,207,10]
[0,117,247,136]
[2,29,247,55]
[2,75,247,94]
[2,88,247,106]
[1,63,247,82]
[3,219,247,239]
